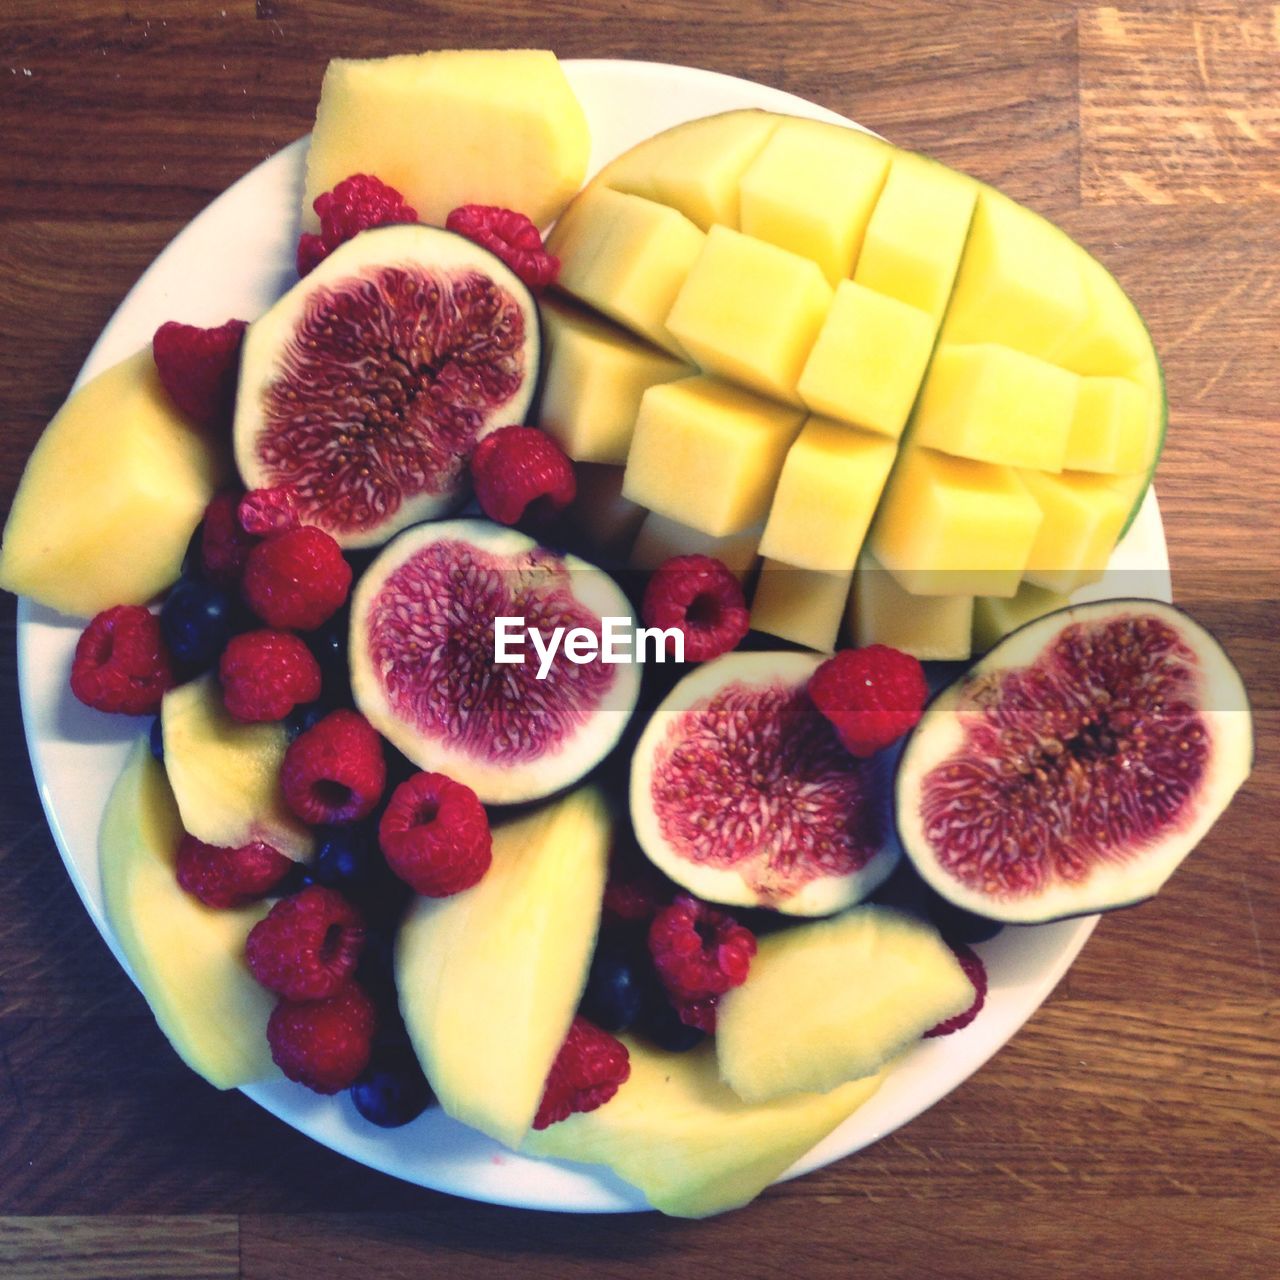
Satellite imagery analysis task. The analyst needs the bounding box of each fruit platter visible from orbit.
[2,54,1254,1218]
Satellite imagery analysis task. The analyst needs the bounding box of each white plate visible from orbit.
[17,59,1172,1213]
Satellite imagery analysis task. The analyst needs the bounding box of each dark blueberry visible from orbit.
[637,989,706,1053]
[160,576,234,673]
[870,861,1003,944]
[269,860,314,898]
[180,518,205,578]
[350,1044,434,1128]
[927,899,1005,946]
[284,700,328,740]
[313,824,410,924]
[580,932,646,1033]
[306,609,353,706]
[357,926,400,1009]
[149,715,165,762]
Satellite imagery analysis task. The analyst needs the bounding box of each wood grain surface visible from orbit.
[1,2,1277,1276]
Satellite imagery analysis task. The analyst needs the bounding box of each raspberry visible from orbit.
[378,771,492,897]
[246,885,366,1001]
[267,981,376,1094]
[152,319,247,430]
[242,526,352,631]
[175,834,293,908]
[924,942,988,1038]
[469,425,576,527]
[199,490,258,588]
[219,629,322,722]
[648,893,757,1032]
[445,204,560,292]
[602,845,672,923]
[807,644,928,758]
[641,555,750,663]
[238,484,301,536]
[297,174,418,276]
[70,606,174,715]
[280,709,386,825]
[533,1016,631,1130]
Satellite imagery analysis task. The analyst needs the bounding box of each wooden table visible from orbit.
[1,2,1276,1276]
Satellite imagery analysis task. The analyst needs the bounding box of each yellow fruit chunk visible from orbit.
[1064,375,1149,474]
[870,448,1042,598]
[665,226,834,405]
[550,187,704,356]
[739,119,891,283]
[603,110,781,231]
[523,1037,886,1219]
[303,50,589,229]
[942,188,1090,361]
[750,560,853,653]
[538,298,691,464]
[101,739,279,1090]
[972,580,1070,652]
[623,377,803,536]
[854,152,978,317]
[629,512,762,583]
[1019,469,1131,594]
[565,463,647,559]
[912,342,1080,472]
[848,551,973,661]
[758,417,896,571]
[716,907,973,1104]
[1055,254,1153,377]
[161,675,313,862]
[797,282,936,438]
[397,786,610,1150]
[0,348,228,617]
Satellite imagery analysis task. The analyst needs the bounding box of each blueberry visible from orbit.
[306,610,353,706]
[350,1045,434,1128]
[312,825,410,924]
[149,715,165,762]
[284,701,328,740]
[637,989,706,1053]
[269,860,314,898]
[160,576,234,673]
[870,861,1003,945]
[927,899,1005,946]
[580,932,646,1033]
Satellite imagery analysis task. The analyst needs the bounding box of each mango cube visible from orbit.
[605,110,781,230]
[942,189,1090,361]
[550,187,704,356]
[1055,255,1153,377]
[1018,469,1130,594]
[758,417,897,571]
[972,581,1070,652]
[629,513,762,583]
[1063,375,1149,475]
[912,342,1080,473]
[750,560,853,653]
[739,119,891,283]
[623,377,803,536]
[665,226,834,405]
[854,152,978,316]
[870,448,1042,598]
[538,298,691,463]
[848,551,973,661]
[797,282,936,438]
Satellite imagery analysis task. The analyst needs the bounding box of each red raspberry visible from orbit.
[445,204,560,292]
[648,894,757,1032]
[533,1016,631,1130]
[152,318,247,430]
[70,606,174,716]
[219,629,322,723]
[242,526,352,631]
[267,981,376,1094]
[175,834,293,908]
[641,554,750,663]
[280,709,386,825]
[808,644,928,758]
[602,843,672,923]
[246,885,366,1001]
[924,942,988,1038]
[470,425,576,527]
[378,771,492,897]
[238,484,301,536]
[199,490,258,589]
[297,174,418,276]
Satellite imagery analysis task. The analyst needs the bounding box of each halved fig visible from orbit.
[896,600,1253,924]
[630,652,898,916]
[349,518,641,805]
[235,224,540,548]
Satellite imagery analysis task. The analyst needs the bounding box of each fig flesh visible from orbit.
[896,600,1252,924]
[349,519,641,806]
[235,224,540,548]
[630,652,899,916]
